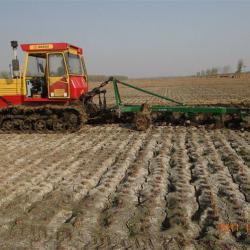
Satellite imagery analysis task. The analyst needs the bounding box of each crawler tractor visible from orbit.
[0,41,249,132]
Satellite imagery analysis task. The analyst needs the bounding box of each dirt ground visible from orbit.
[0,77,250,249]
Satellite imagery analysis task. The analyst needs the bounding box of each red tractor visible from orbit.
[0,41,96,132]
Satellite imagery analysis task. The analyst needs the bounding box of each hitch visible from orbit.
[80,77,113,115]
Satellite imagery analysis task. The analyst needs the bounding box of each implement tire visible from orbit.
[134,103,152,131]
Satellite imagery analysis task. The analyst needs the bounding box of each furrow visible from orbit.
[223,130,250,168]
[90,127,165,249]
[161,127,199,244]
[0,127,121,221]
[212,130,250,203]
[0,134,94,206]
[0,136,47,170]
[56,130,150,249]
[185,128,231,244]
[119,127,173,249]
[0,127,133,247]
[202,129,250,243]
[0,135,70,185]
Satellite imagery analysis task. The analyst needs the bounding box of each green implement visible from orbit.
[86,77,250,131]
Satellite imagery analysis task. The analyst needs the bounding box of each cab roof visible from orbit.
[21,43,83,54]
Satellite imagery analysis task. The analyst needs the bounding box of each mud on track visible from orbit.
[0,124,249,249]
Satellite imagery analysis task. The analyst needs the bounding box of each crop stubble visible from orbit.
[0,77,250,249]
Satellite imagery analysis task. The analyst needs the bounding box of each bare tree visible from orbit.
[206,69,212,76]
[236,59,244,73]
[211,67,218,75]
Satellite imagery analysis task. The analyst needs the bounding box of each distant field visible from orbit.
[89,76,250,107]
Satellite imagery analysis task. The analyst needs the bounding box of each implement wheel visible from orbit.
[134,114,151,131]
[134,103,152,131]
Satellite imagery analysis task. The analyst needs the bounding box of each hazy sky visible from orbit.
[0,0,250,77]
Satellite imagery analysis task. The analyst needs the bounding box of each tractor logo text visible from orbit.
[29,44,53,50]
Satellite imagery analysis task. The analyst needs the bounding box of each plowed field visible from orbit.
[0,77,250,250]
[90,76,250,106]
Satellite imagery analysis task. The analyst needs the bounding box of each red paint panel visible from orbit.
[21,43,83,54]
[69,76,88,99]
[24,97,67,103]
[0,95,24,108]
[0,95,68,109]
[49,80,69,97]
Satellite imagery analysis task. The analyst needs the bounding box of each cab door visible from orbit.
[47,53,70,98]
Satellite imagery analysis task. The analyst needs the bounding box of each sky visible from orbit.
[0,0,250,78]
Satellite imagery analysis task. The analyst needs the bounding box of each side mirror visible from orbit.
[12,59,19,72]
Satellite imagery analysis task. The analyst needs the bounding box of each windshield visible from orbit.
[66,53,83,75]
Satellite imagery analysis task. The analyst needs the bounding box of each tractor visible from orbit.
[0,41,91,132]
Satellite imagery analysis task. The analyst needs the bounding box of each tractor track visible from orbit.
[0,125,249,249]
[0,103,87,133]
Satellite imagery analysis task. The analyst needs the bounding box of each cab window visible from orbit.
[48,54,66,77]
[26,54,46,77]
[65,53,83,75]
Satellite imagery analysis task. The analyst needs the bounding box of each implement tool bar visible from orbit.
[116,80,183,106]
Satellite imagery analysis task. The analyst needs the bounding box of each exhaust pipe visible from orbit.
[10,40,20,78]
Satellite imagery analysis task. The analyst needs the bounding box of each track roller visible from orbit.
[34,119,47,132]
[20,119,32,131]
[53,119,65,132]
[2,119,14,131]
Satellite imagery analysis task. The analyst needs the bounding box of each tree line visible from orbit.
[196,59,246,77]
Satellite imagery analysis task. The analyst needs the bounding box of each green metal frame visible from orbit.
[113,79,183,106]
[110,79,249,118]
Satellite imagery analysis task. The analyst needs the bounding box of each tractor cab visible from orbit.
[21,43,88,101]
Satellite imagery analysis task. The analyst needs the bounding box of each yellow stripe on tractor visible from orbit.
[0,78,23,96]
